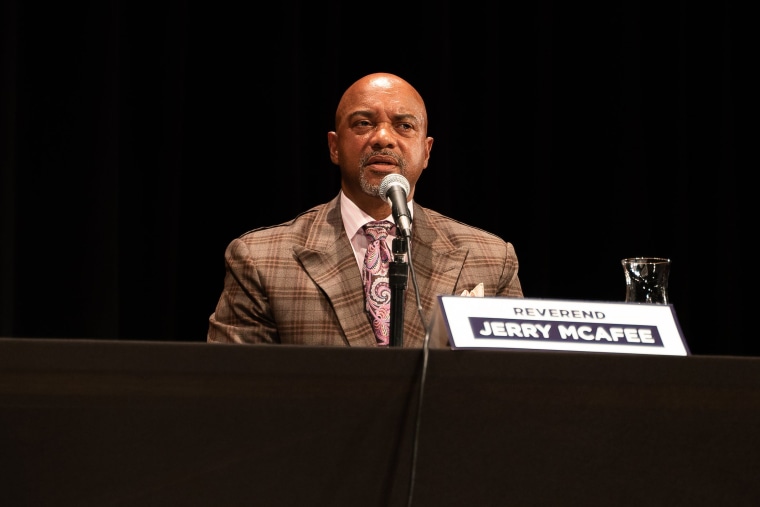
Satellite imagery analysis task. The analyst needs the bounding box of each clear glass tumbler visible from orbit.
[621,257,671,304]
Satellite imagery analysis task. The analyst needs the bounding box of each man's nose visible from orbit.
[370,123,396,148]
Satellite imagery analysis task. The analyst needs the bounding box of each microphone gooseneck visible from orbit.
[377,175,431,507]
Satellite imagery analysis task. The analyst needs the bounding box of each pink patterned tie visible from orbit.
[362,221,394,346]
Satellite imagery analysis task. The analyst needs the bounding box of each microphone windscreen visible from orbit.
[378,174,410,201]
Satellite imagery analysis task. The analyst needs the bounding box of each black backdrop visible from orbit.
[0,3,752,355]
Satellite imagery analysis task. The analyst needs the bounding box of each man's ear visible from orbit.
[422,136,434,168]
[327,132,339,164]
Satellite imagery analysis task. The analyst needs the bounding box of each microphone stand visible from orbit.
[388,236,409,347]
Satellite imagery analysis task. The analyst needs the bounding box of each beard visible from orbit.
[358,150,407,197]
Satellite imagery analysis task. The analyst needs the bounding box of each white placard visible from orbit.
[433,296,689,356]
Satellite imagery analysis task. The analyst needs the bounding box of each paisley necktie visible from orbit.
[362,221,394,346]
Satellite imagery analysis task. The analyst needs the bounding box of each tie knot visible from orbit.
[363,221,393,241]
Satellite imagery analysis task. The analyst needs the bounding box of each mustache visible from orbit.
[359,150,403,167]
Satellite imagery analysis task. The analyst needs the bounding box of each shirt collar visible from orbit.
[340,190,413,237]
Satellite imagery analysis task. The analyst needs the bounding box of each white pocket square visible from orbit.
[460,282,484,297]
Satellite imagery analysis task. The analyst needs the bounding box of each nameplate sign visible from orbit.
[433,296,689,356]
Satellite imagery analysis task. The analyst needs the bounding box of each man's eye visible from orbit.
[354,120,372,128]
[397,123,413,132]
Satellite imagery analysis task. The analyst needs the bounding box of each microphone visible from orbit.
[378,174,412,238]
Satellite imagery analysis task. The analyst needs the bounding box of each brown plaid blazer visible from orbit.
[208,193,523,347]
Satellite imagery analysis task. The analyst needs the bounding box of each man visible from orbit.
[208,72,523,346]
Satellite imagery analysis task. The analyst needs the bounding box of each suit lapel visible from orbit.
[294,196,377,347]
[401,206,468,347]
[292,197,470,348]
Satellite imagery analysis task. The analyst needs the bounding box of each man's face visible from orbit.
[327,75,433,209]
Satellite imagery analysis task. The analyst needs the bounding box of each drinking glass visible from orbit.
[621,257,671,304]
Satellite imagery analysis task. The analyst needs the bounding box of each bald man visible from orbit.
[208,73,523,347]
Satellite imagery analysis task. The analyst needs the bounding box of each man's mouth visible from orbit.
[365,155,398,166]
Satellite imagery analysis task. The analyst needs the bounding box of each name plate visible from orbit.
[433,296,689,356]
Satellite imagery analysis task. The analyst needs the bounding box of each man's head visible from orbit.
[327,73,434,218]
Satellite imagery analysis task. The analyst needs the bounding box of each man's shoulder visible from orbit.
[417,205,507,245]
[237,200,334,241]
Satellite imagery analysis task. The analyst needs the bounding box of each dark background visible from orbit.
[1,2,752,355]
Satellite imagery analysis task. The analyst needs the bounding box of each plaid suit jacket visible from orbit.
[208,193,523,347]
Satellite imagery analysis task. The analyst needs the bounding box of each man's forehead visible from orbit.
[347,108,421,122]
[342,94,424,118]
[336,78,427,127]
